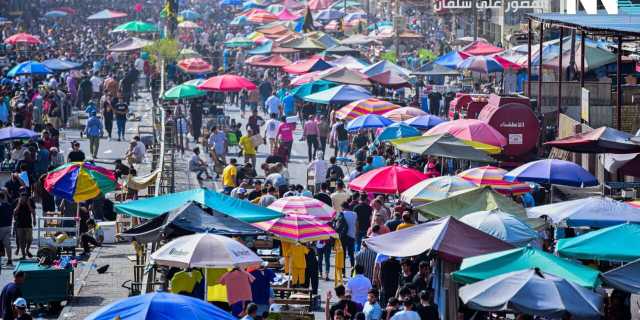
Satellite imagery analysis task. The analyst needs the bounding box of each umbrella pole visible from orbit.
[204,268,208,302]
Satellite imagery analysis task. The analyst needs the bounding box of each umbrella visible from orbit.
[461,40,505,56]
[303,84,371,104]
[44,162,117,202]
[179,9,201,20]
[163,84,206,100]
[277,8,301,20]
[280,37,326,50]
[151,233,263,268]
[330,55,369,70]
[426,119,507,148]
[459,269,603,319]
[224,36,254,47]
[268,196,336,220]
[230,15,249,26]
[434,51,470,69]
[459,209,538,246]
[44,10,68,18]
[108,37,153,52]
[253,214,337,242]
[368,70,411,88]
[291,80,337,99]
[383,107,427,121]
[602,258,640,294]
[362,60,412,77]
[249,54,292,68]
[197,75,257,92]
[527,196,640,227]
[544,126,640,154]
[87,9,128,20]
[282,57,332,74]
[556,222,640,262]
[417,186,526,220]
[389,134,496,162]
[243,1,267,10]
[457,56,504,73]
[85,292,236,320]
[7,61,53,77]
[458,166,531,196]
[401,176,477,205]
[315,9,344,21]
[325,45,360,55]
[182,78,206,86]
[221,0,243,5]
[413,62,460,76]
[375,123,421,143]
[308,0,332,10]
[290,70,324,86]
[178,21,201,29]
[0,127,39,142]
[348,165,428,194]
[628,200,640,208]
[335,98,400,120]
[402,114,445,130]
[267,4,285,13]
[452,246,601,288]
[346,114,394,132]
[284,0,305,10]
[178,48,202,59]
[344,12,367,21]
[177,58,212,74]
[42,59,82,71]
[341,34,377,45]
[247,11,279,23]
[111,21,159,33]
[318,66,372,86]
[331,0,362,9]
[504,159,598,187]
[4,33,41,45]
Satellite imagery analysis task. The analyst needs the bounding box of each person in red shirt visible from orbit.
[276,116,294,163]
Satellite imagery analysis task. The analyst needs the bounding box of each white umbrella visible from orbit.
[527,196,640,227]
[460,269,603,319]
[150,233,263,268]
[459,209,538,247]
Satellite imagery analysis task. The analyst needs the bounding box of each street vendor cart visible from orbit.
[15,260,74,311]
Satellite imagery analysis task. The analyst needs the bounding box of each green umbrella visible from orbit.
[111,21,159,33]
[452,246,601,288]
[224,37,254,48]
[291,80,337,99]
[163,84,206,100]
[557,223,640,262]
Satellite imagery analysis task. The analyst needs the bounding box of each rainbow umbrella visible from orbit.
[458,166,531,196]
[253,214,337,242]
[44,162,117,202]
[268,196,336,221]
[457,55,504,73]
[335,98,400,120]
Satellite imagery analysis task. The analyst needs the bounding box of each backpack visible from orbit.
[332,212,348,237]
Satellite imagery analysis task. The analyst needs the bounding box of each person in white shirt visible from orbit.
[390,300,421,320]
[264,113,280,154]
[265,94,281,117]
[307,152,328,192]
[89,73,103,99]
[346,265,372,306]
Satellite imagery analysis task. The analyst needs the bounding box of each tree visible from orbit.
[143,38,179,65]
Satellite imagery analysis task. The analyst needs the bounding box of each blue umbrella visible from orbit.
[459,209,538,246]
[303,85,371,105]
[230,16,248,26]
[376,122,420,142]
[315,9,344,21]
[504,159,598,187]
[7,61,53,77]
[434,51,468,69]
[345,12,367,21]
[457,55,504,73]
[85,292,236,320]
[243,1,267,10]
[0,127,39,142]
[44,10,68,18]
[220,0,243,5]
[347,114,394,132]
[247,41,272,55]
[179,9,201,20]
[42,59,82,71]
[402,114,445,130]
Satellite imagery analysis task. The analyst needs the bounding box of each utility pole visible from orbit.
[394,0,400,60]
[472,0,478,40]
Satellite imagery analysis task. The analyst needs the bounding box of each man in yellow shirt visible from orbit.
[238,128,257,167]
[222,158,238,195]
[395,211,416,231]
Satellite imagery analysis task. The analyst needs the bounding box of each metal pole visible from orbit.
[537,22,544,115]
[473,0,478,40]
[580,31,585,88]
[394,0,400,60]
[527,19,532,97]
[617,36,623,130]
[557,27,563,130]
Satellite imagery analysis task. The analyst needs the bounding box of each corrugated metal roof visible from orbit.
[528,11,640,36]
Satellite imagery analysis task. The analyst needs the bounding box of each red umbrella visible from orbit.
[197,74,257,92]
[493,55,522,70]
[4,33,42,45]
[348,165,428,194]
[177,58,213,74]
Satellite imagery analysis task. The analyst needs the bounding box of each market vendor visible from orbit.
[81,219,103,255]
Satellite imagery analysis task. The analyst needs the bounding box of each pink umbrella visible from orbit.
[197,74,257,92]
[382,107,427,121]
[268,196,336,220]
[426,119,507,147]
[290,70,324,86]
[277,8,301,21]
[309,0,333,10]
[349,165,428,194]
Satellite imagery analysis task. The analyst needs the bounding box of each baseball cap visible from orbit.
[13,297,27,309]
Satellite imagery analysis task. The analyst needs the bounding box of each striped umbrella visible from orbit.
[177,58,213,74]
[247,11,278,23]
[627,200,640,208]
[335,98,400,120]
[44,162,117,202]
[458,166,531,196]
[253,214,337,242]
[457,55,504,73]
[400,175,477,205]
[382,107,428,121]
[268,196,336,221]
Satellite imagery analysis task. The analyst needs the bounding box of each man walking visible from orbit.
[84,111,103,159]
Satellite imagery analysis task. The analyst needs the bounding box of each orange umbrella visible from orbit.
[247,11,279,23]
[177,58,212,74]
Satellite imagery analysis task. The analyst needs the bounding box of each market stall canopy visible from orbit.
[388,134,496,162]
[178,48,202,59]
[556,223,640,262]
[340,34,378,45]
[42,59,82,71]
[283,0,305,9]
[330,55,369,70]
[364,216,513,263]
[290,79,337,98]
[249,54,292,67]
[282,57,332,74]
[276,8,301,20]
[110,21,159,33]
[318,66,372,86]
[461,40,505,56]
[280,36,326,50]
[325,45,360,55]
[177,58,213,74]
[504,159,598,187]
[402,114,446,130]
[427,119,507,148]
[7,61,52,77]
[108,37,153,52]
[362,60,411,77]
[348,165,427,194]
[0,127,39,142]
[120,202,266,243]
[544,126,640,154]
[247,41,299,55]
[457,55,504,73]
[602,153,640,177]
[303,84,371,104]
[434,51,470,69]
[452,246,601,288]
[368,70,411,88]
[308,0,332,10]
[459,269,603,319]
[527,196,640,228]
[335,98,400,120]
[400,175,476,205]
[307,31,340,48]
[87,9,128,20]
[602,258,640,294]
[115,188,282,222]
[247,11,279,23]
[459,209,538,246]
[417,186,526,220]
